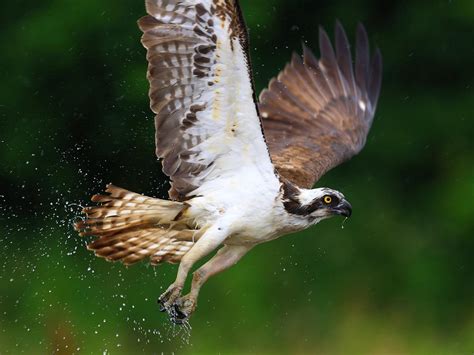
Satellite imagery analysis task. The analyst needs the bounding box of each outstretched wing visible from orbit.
[259,23,382,188]
[138,0,273,201]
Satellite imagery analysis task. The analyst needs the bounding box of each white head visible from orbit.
[282,183,352,224]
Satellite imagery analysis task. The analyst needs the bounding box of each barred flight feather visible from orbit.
[138,0,273,201]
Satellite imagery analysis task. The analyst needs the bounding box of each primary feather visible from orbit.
[259,22,382,188]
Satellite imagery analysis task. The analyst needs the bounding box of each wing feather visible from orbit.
[260,23,382,188]
[139,0,274,200]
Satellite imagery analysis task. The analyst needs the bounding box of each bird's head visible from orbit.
[282,183,352,224]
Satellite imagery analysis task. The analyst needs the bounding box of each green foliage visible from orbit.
[1,0,473,353]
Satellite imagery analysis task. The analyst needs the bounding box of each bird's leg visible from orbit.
[173,244,252,322]
[158,223,229,322]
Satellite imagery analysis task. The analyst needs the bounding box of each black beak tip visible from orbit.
[337,200,352,218]
[341,208,352,218]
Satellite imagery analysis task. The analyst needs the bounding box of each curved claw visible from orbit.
[168,295,196,324]
[169,304,189,324]
[157,284,182,313]
[157,285,197,324]
[158,302,167,313]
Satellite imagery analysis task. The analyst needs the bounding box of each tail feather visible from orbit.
[74,184,198,266]
[88,227,195,265]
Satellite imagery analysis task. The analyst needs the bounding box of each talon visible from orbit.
[158,303,166,312]
[167,295,196,324]
[171,304,188,324]
[157,284,182,312]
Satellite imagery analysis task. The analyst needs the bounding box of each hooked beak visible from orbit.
[333,199,352,217]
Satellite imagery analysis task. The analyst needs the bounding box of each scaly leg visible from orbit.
[172,244,252,322]
[158,224,229,319]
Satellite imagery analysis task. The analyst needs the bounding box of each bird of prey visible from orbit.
[74,0,382,324]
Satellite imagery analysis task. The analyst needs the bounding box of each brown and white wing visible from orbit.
[259,23,382,188]
[138,0,273,201]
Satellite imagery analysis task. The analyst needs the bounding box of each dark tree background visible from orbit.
[1,0,473,353]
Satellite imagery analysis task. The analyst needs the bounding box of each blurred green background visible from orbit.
[1,0,473,353]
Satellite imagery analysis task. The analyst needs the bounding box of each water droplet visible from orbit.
[341,217,348,229]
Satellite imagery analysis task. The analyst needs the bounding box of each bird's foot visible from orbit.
[158,284,182,313]
[158,288,196,325]
[169,294,196,324]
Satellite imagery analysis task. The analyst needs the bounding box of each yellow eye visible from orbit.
[324,195,332,204]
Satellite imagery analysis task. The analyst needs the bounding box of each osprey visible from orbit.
[75,0,382,324]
